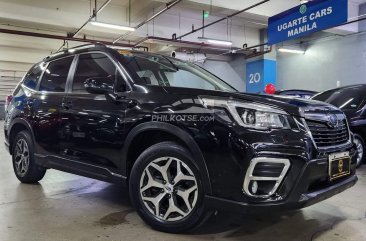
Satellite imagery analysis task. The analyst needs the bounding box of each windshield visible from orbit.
[119,52,236,92]
[312,87,365,110]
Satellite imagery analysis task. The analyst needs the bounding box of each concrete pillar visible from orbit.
[245,29,277,93]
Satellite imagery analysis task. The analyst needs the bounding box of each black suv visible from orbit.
[4,44,358,233]
[312,85,366,167]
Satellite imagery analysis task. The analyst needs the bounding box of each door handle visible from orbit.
[116,98,137,108]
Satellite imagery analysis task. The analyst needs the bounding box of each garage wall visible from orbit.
[276,32,366,92]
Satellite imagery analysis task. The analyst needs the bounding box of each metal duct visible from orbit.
[171,51,206,63]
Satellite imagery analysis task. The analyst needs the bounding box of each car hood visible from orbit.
[164,87,337,117]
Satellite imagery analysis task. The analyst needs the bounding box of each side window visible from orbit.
[23,63,45,89]
[73,53,126,93]
[39,57,73,92]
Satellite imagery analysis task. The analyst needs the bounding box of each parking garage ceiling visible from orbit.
[0,0,365,44]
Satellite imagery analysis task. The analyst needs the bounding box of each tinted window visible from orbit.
[312,87,365,110]
[23,63,45,89]
[39,57,73,92]
[120,53,236,92]
[72,53,121,93]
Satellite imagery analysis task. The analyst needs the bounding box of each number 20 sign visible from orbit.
[246,59,276,93]
[249,73,261,84]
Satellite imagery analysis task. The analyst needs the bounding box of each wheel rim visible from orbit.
[139,157,198,222]
[14,138,30,177]
[354,137,364,166]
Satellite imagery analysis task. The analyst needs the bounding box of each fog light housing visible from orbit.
[243,158,290,198]
[251,181,258,194]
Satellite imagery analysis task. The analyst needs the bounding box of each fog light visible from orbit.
[251,181,258,194]
[243,158,290,198]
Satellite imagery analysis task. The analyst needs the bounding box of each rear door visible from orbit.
[59,52,129,172]
[32,56,74,156]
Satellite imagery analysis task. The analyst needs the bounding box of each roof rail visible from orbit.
[44,43,107,60]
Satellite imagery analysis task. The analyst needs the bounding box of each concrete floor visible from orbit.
[0,121,365,241]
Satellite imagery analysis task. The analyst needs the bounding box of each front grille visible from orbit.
[306,119,349,147]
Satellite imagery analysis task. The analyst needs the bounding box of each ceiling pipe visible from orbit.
[175,0,271,40]
[113,0,182,44]
[245,45,272,59]
[72,0,112,37]
[133,36,239,51]
[0,28,134,48]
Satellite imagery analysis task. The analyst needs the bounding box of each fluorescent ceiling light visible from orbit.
[278,48,305,54]
[198,37,232,46]
[90,21,135,31]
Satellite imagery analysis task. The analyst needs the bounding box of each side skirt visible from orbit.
[34,154,127,186]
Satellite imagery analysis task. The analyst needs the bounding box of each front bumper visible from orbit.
[205,174,357,214]
[203,148,358,213]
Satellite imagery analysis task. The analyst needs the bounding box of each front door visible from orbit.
[59,53,129,172]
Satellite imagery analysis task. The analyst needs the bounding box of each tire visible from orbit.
[12,131,46,183]
[354,134,365,168]
[129,141,210,233]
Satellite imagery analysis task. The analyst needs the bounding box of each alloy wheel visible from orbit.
[354,137,364,166]
[14,138,30,177]
[139,157,198,222]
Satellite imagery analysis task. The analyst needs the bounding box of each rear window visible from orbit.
[312,87,365,110]
[39,56,74,92]
[23,63,45,89]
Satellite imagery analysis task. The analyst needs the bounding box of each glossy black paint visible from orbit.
[4,44,357,213]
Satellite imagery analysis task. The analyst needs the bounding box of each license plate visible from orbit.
[329,152,351,181]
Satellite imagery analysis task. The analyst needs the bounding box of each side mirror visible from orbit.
[84,77,113,94]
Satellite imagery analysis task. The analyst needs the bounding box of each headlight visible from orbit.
[201,98,291,130]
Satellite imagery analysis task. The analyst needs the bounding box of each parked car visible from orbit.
[312,85,366,167]
[4,44,358,233]
[275,89,318,99]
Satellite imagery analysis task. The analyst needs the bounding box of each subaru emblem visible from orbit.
[327,114,338,128]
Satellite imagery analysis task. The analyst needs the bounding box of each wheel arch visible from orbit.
[122,122,212,195]
[8,118,35,155]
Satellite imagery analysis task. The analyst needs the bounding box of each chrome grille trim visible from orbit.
[302,111,352,149]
